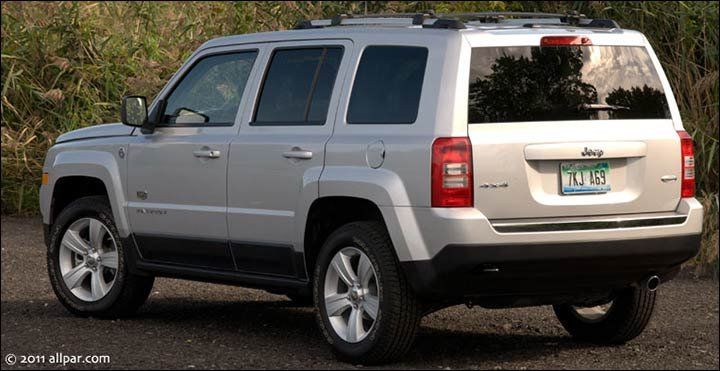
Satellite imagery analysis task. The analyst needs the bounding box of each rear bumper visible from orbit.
[380,198,703,262]
[401,234,701,300]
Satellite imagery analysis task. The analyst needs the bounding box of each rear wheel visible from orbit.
[47,196,154,318]
[313,221,420,364]
[554,286,656,344]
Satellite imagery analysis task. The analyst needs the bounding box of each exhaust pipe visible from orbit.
[644,275,660,291]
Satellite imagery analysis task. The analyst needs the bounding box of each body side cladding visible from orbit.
[126,234,309,293]
[43,149,130,236]
[231,241,307,279]
[134,234,235,270]
[134,260,310,295]
[318,167,416,261]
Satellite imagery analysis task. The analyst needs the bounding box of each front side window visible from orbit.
[468,46,671,123]
[253,47,343,126]
[162,51,257,126]
[347,46,428,124]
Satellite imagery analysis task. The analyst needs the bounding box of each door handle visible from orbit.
[193,149,221,159]
[282,150,313,160]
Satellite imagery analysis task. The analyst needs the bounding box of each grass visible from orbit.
[1,1,717,275]
[695,194,719,278]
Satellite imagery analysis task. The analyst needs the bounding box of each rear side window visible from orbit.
[348,46,428,124]
[468,46,671,124]
[253,47,343,126]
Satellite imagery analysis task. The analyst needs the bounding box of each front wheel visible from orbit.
[554,286,656,344]
[313,221,421,364]
[47,196,154,318]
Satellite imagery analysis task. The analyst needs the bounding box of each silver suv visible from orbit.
[40,12,703,364]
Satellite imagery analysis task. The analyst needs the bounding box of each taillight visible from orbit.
[431,137,473,207]
[678,130,695,198]
[540,36,592,46]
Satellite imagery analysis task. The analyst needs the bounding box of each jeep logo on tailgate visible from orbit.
[581,147,604,158]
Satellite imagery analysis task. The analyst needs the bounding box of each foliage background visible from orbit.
[2,1,718,275]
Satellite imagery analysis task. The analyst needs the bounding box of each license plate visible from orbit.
[560,162,611,194]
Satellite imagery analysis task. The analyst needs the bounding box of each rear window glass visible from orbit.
[468,46,671,123]
[348,46,428,124]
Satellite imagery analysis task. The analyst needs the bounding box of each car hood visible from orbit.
[55,123,134,144]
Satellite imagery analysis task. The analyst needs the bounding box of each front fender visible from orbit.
[42,149,130,237]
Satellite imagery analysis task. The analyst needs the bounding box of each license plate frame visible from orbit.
[560,162,611,195]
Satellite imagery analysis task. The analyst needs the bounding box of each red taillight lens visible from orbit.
[540,36,592,46]
[678,130,695,198]
[432,137,473,207]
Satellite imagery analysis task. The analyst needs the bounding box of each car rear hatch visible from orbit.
[463,32,682,219]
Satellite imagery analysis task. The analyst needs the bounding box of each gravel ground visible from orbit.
[1,216,718,370]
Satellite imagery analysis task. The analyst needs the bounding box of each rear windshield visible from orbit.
[468,46,671,123]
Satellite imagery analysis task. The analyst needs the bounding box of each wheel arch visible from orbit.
[44,150,129,237]
[51,176,109,223]
[302,196,393,281]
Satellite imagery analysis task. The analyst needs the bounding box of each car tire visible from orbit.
[553,286,656,344]
[313,221,421,364]
[47,196,154,318]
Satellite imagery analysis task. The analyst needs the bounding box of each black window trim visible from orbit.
[250,45,345,127]
[346,45,429,125]
[154,49,259,128]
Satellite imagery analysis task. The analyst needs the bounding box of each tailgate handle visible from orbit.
[524,142,647,160]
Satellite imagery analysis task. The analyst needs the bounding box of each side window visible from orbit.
[253,47,343,126]
[161,51,257,126]
[347,46,428,124]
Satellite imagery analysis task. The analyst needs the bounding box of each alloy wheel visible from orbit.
[571,301,615,323]
[323,247,379,343]
[58,218,119,302]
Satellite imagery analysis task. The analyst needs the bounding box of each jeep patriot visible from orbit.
[40,12,703,364]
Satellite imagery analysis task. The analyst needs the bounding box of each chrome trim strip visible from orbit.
[491,214,688,233]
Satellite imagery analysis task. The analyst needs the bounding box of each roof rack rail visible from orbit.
[442,11,587,26]
[329,11,436,26]
[521,19,621,29]
[294,10,619,30]
[295,11,437,29]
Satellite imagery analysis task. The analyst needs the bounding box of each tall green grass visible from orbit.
[2,1,717,275]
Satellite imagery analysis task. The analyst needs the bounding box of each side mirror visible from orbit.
[120,96,148,128]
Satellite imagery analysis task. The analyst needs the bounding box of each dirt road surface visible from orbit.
[1,216,718,369]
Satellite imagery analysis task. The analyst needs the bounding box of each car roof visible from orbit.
[201,26,460,49]
[200,15,642,50]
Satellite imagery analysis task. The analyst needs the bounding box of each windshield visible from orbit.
[468,46,671,123]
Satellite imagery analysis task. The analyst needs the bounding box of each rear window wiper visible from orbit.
[578,103,630,111]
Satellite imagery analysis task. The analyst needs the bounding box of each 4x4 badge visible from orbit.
[581,147,604,158]
[479,181,509,189]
